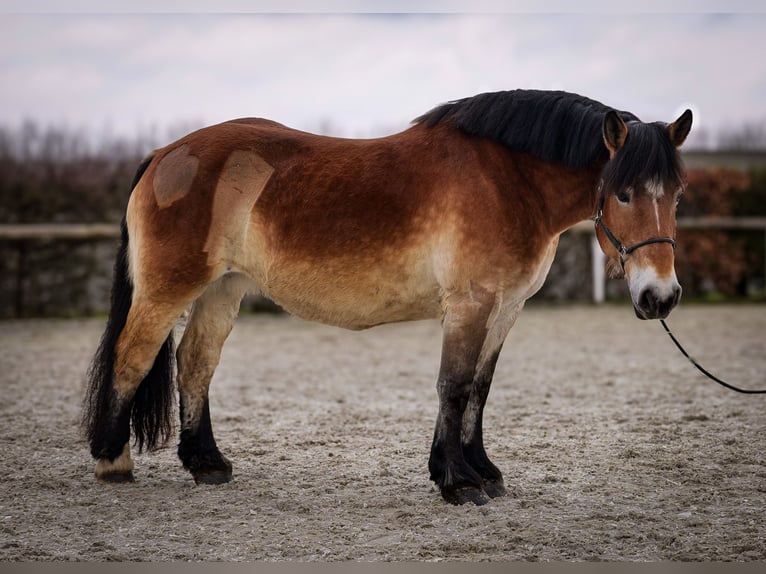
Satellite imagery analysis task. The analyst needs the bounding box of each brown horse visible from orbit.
[83,90,692,505]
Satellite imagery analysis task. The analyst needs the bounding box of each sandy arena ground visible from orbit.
[0,304,764,561]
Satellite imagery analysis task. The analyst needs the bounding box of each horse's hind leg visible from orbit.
[92,295,193,482]
[176,273,252,484]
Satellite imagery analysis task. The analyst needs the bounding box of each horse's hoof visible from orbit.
[482,480,508,498]
[442,485,491,506]
[192,469,233,485]
[94,444,134,483]
[96,471,135,484]
[181,448,233,485]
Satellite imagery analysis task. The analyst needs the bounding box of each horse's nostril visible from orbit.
[672,284,682,307]
[638,289,658,316]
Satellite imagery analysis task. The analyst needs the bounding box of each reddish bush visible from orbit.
[675,169,752,296]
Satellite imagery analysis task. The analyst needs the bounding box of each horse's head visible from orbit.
[595,108,693,320]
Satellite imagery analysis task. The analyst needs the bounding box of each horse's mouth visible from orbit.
[634,306,650,320]
[633,303,675,321]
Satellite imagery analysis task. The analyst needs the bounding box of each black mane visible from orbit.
[414,89,638,169]
[414,89,685,191]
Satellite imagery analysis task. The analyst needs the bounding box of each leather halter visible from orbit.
[592,185,676,268]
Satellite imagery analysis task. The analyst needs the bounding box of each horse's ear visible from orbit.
[668,109,693,148]
[603,111,628,157]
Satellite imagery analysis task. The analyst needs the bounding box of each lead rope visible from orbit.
[659,319,766,394]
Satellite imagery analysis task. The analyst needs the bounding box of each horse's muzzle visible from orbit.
[633,284,682,320]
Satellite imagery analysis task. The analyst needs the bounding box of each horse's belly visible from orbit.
[259,256,443,330]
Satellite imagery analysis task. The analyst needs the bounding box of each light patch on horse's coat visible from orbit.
[204,150,274,270]
[627,263,680,312]
[95,443,133,480]
[653,199,661,232]
[646,179,665,233]
[126,208,141,295]
[646,179,665,199]
[153,144,199,208]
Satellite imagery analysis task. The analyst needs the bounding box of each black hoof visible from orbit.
[442,485,491,506]
[97,471,135,484]
[183,451,233,485]
[179,443,233,485]
[482,479,508,498]
[192,468,233,485]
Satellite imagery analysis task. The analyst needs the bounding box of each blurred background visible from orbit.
[1,2,765,318]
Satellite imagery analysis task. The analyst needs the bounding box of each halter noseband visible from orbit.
[592,184,676,268]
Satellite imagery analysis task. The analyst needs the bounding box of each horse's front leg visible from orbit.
[429,291,495,505]
[461,301,524,499]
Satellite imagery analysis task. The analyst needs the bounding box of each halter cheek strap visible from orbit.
[593,192,676,267]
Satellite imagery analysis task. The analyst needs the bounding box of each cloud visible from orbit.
[0,12,764,147]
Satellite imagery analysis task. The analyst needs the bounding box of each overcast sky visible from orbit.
[2,2,765,148]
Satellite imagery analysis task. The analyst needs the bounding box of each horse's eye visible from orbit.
[616,189,631,204]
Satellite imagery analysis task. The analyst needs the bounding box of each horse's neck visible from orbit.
[534,162,603,236]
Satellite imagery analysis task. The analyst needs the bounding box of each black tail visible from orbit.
[82,154,176,455]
